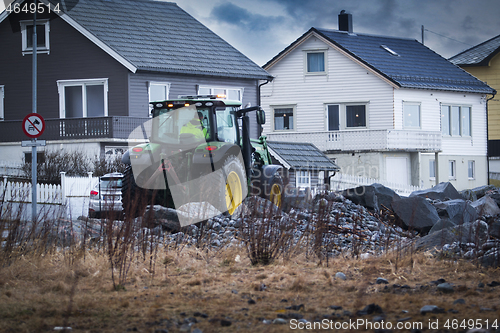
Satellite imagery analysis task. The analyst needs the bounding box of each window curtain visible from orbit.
[307,53,324,72]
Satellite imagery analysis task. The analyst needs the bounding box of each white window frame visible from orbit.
[148,82,170,102]
[20,19,50,55]
[57,78,109,118]
[197,86,243,102]
[326,103,369,130]
[304,49,327,75]
[441,104,472,137]
[468,160,475,179]
[403,102,421,129]
[449,160,456,180]
[296,170,311,188]
[272,105,296,131]
[429,159,436,180]
[0,85,4,121]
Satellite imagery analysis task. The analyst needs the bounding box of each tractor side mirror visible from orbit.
[257,109,266,125]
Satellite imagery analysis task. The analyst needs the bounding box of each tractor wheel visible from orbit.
[219,155,246,218]
[266,174,284,209]
[122,165,148,219]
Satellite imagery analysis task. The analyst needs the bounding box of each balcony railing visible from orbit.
[0,116,151,143]
[265,129,442,152]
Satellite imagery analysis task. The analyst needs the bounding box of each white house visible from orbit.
[260,12,496,191]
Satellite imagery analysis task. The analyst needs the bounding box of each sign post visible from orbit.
[22,113,45,222]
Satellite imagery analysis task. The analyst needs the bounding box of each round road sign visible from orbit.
[22,113,46,138]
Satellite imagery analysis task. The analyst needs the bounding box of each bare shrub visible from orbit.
[240,196,296,265]
[22,149,93,184]
[22,149,126,184]
[92,154,126,177]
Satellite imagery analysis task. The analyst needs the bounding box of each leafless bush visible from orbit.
[22,149,92,184]
[92,154,126,177]
[22,149,126,184]
[240,196,296,265]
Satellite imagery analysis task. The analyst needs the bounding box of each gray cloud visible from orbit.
[174,0,500,65]
[210,2,285,31]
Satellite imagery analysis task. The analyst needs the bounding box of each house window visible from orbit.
[57,79,108,118]
[306,51,326,73]
[197,86,243,102]
[149,82,170,102]
[449,160,456,180]
[441,105,471,137]
[0,85,4,121]
[327,105,339,131]
[296,170,311,188]
[273,107,294,131]
[403,102,421,128]
[468,160,475,179]
[429,159,436,179]
[326,103,368,130]
[20,20,50,55]
[346,105,366,128]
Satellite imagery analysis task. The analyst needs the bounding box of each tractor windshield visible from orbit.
[151,105,211,145]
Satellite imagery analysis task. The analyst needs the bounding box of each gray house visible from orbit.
[0,0,272,165]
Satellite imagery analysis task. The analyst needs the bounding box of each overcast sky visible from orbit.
[173,0,500,66]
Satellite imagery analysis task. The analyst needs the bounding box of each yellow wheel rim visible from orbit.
[270,183,282,208]
[225,171,242,215]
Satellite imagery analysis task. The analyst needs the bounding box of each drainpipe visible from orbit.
[257,79,272,107]
[487,91,497,185]
[435,151,439,186]
[257,79,273,137]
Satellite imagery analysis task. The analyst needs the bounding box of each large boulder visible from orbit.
[342,183,400,212]
[488,192,500,208]
[414,221,479,251]
[490,218,500,239]
[428,218,456,234]
[460,185,497,201]
[410,182,463,201]
[470,195,500,217]
[433,199,478,225]
[392,196,440,233]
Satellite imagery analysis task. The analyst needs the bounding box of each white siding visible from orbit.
[394,89,487,156]
[261,36,395,134]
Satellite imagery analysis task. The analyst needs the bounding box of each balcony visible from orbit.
[265,129,442,153]
[0,116,151,143]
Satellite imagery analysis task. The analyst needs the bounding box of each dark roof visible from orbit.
[449,34,500,67]
[267,141,340,171]
[43,0,272,79]
[264,27,494,94]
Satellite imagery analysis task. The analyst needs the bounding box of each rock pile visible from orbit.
[28,182,499,267]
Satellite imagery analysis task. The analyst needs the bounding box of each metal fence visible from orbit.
[0,116,151,142]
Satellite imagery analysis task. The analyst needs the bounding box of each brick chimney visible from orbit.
[338,10,353,33]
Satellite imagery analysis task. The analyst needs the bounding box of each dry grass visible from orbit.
[1,246,499,333]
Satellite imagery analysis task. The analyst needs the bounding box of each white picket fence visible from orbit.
[0,172,98,205]
[330,172,422,196]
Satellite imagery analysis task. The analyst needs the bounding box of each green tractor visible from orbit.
[121,95,284,224]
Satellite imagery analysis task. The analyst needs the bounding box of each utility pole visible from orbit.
[421,25,424,45]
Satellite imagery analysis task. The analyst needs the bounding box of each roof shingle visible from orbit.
[49,0,272,79]
[265,28,494,94]
[267,141,340,171]
[449,34,500,67]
